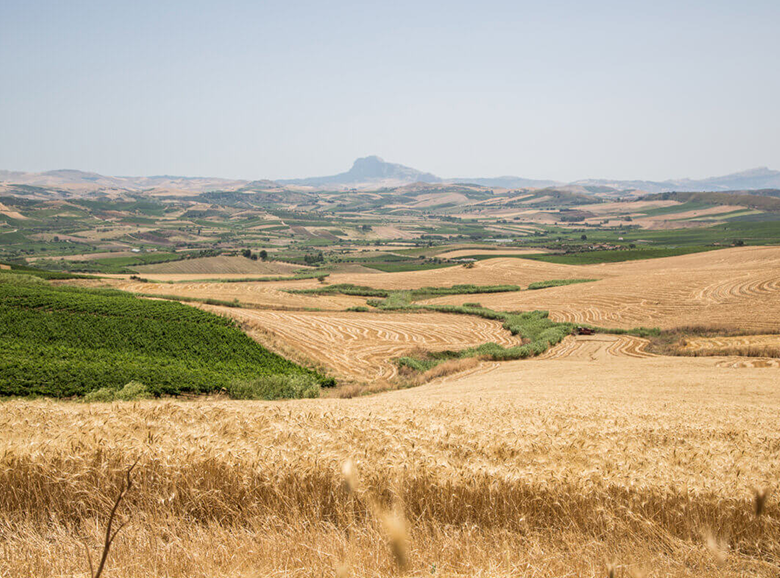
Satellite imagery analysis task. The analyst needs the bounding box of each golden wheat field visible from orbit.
[2,354,778,578]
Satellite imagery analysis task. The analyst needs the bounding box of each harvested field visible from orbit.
[135,255,306,275]
[315,258,601,290]
[204,306,520,381]
[538,334,655,360]
[70,226,155,241]
[370,226,421,240]
[683,334,780,354]
[2,355,778,577]
[424,247,780,332]
[640,204,745,223]
[0,201,27,220]
[107,278,366,310]
[33,250,140,262]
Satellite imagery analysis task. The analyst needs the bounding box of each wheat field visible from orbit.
[1,353,778,578]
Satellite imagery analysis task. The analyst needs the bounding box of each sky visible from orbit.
[1,0,779,182]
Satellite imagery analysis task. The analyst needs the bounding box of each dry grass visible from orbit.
[680,334,780,359]
[397,356,482,386]
[1,354,778,577]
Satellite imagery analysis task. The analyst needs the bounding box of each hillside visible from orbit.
[0,273,331,397]
[135,255,306,275]
[5,163,780,195]
[278,155,442,188]
[645,191,780,212]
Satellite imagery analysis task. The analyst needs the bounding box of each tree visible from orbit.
[241,249,252,259]
[580,234,587,241]
[259,249,268,261]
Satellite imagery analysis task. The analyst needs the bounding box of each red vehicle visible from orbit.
[577,327,595,336]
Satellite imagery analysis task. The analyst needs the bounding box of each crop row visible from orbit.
[0,277,331,397]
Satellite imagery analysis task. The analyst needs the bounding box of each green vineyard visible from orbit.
[0,274,332,398]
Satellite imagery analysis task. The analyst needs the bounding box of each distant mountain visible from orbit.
[449,176,562,189]
[574,167,780,194]
[277,155,442,189]
[671,167,780,192]
[0,169,248,193]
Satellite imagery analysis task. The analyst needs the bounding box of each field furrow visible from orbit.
[206,307,519,382]
[538,335,654,361]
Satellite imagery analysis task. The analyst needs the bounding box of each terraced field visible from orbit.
[205,306,520,381]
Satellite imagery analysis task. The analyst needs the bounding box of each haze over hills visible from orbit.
[277,155,442,188]
[2,159,780,194]
[0,169,248,193]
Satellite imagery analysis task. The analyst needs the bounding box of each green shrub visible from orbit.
[346,306,370,312]
[115,381,152,400]
[527,279,598,290]
[83,381,152,402]
[0,272,47,286]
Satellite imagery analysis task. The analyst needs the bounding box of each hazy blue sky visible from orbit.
[1,0,778,181]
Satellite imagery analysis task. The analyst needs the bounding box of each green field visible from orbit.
[639,201,715,217]
[0,262,91,280]
[518,246,719,265]
[0,274,332,398]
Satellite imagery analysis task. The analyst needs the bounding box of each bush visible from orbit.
[227,375,321,400]
[115,381,152,400]
[527,279,597,290]
[347,306,370,312]
[83,381,152,402]
[0,272,47,286]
